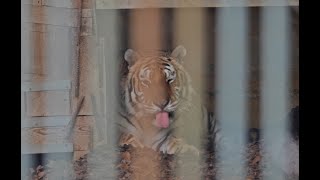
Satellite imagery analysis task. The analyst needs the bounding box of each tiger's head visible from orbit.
[122,45,193,129]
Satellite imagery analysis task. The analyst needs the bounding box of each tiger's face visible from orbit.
[128,57,181,113]
[123,46,192,129]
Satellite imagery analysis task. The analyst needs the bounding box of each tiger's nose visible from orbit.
[155,99,169,109]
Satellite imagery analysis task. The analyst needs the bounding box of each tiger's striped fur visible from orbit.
[117,45,220,154]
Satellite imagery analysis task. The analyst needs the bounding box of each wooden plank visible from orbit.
[73,116,93,151]
[21,80,71,91]
[92,5,97,36]
[82,9,93,18]
[26,91,71,116]
[23,22,78,34]
[21,26,33,78]
[32,31,46,77]
[23,0,33,5]
[21,74,33,82]
[42,0,81,8]
[73,150,89,160]
[74,134,91,151]
[82,0,94,9]
[22,5,80,27]
[72,36,95,115]
[73,6,82,97]
[81,17,93,36]
[21,143,73,154]
[66,96,85,139]
[46,27,75,81]
[96,0,299,9]
[21,127,69,144]
[74,116,93,135]
[22,0,42,6]
[23,26,76,81]
[23,0,81,9]
[21,24,76,81]
[22,92,26,120]
[33,0,42,6]
[21,116,71,128]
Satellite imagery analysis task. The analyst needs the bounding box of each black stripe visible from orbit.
[116,122,127,129]
[164,67,172,72]
[128,77,133,103]
[154,128,175,151]
[162,62,171,67]
[118,112,136,128]
[132,77,143,103]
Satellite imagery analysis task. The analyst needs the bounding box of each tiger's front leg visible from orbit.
[119,133,144,149]
[156,136,200,156]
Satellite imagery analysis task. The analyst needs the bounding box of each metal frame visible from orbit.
[96,0,299,9]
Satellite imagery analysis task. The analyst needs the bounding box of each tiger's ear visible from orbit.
[124,49,140,67]
[171,45,187,63]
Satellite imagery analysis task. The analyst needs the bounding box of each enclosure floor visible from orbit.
[22,142,298,180]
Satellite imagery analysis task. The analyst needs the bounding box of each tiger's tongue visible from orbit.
[155,112,169,128]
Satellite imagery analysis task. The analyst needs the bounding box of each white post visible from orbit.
[215,6,248,179]
[260,5,291,180]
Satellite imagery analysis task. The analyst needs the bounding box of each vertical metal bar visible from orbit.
[95,9,120,179]
[91,94,105,142]
[101,38,107,142]
[98,38,105,88]
[173,8,206,179]
[215,6,248,179]
[129,9,163,51]
[260,5,291,180]
[128,8,164,178]
[104,12,119,146]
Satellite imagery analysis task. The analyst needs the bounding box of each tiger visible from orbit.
[117,45,220,155]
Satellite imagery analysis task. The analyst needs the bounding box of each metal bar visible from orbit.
[101,10,119,147]
[215,6,248,179]
[21,80,71,91]
[260,6,291,180]
[98,38,105,88]
[21,116,71,128]
[173,8,206,178]
[96,0,299,9]
[90,94,105,141]
[94,9,119,179]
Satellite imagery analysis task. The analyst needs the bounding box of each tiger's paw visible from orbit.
[157,137,200,156]
[119,133,144,149]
